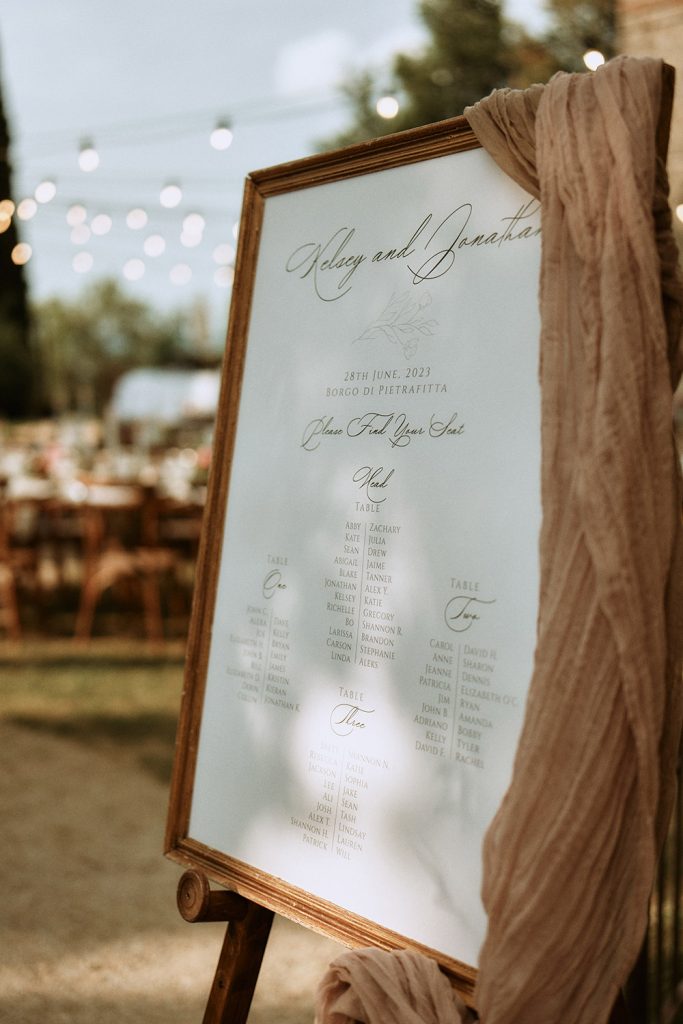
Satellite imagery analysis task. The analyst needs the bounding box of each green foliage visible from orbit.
[321,0,614,150]
[326,0,521,149]
[394,0,512,121]
[0,318,33,418]
[33,278,203,416]
[1,53,32,418]
[543,0,616,71]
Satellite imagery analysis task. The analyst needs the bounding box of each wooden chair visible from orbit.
[0,553,21,640]
[155,494,204,627]
[74,483,175,643]
[0,487,52,640]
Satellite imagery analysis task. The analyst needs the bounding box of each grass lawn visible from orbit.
[0,645,186,783]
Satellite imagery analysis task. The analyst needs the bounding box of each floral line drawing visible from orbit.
[353,290,437,360]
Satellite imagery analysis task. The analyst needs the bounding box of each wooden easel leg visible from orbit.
[203,901,275,1024]
[176,869,275,1024]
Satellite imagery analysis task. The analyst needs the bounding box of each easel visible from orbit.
[178,868,638,1024]
[177,870,274,1024]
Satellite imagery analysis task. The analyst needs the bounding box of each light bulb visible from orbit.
[583,50,605,71]
[35,179,57,204]
[0,200,13,234]
[16,198,38,220]
[67,204,87,226]
[214,265,234,288]
[78,139,100,172]
[126,208,148,230]
[11,242,32,265]
[144,234,165,257]
[376,96,399,119]
[91,214,112,236]
[73,252,94,273]
[160,183,182,209]
[183,212,205,235]
[210,121,233,150]
[213,243,235,265]
[123,258,145,281]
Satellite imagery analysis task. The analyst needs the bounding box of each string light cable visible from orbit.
[1,85,392,281]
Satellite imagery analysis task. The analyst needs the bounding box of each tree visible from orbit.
[543,0,616,72]
[33,279,210,416]
[321,0,614,150]
[0,48,33,418]
[324,0,526,149]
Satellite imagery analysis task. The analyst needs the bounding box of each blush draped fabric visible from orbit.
[467,55,683,1024]
[316,949,476,1024]
[315,56,683,1024]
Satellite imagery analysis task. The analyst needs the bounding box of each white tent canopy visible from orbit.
[110,368,220,424]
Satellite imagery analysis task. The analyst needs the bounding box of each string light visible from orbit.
[73,252,94,273]
[675,203,683,225]
[143,234,166,257]
[11,242,32,265]
[376,96,399,119]
[126,207,148,230]
[66,204,87,226]
[183,212,205,235]
[91,213,113,236]
[0,199,13,234]
[13,89,339,155]
[213,243,235,265]
[16,198,38,220]
[123,258,145,281]
[160,182,182,208]
[210,119,233,151]
[180,210,204,249]
[34,179,57,203]
[4,90,357,288]
[0,88,369,297]
[583,50,605,71]
[214,265,234,288]
[78,138,100,172]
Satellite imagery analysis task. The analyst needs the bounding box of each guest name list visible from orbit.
[188,146,542,968]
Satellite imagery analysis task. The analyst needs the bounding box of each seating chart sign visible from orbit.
[166,117,542,995]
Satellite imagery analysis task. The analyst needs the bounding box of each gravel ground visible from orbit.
[0,719,344,1024]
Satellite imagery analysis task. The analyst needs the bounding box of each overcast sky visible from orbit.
[0,0,546,343]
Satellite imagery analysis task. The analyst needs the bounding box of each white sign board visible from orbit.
[167,118,541,995]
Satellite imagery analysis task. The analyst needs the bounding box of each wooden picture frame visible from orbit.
[165,113,545,1003]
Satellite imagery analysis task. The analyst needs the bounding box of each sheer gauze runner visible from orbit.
[314,55,683,1024]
